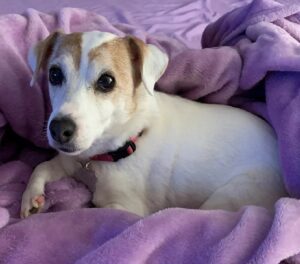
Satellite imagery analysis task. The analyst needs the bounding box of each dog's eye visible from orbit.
[96,74,115,92]
[49,66,64,86]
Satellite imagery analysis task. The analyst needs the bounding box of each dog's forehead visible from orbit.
[54,31,118,70]
[81,31,118,61]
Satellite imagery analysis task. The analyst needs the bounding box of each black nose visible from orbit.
[49,117,76,144]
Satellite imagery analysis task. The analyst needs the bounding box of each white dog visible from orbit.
[21,31,287,218]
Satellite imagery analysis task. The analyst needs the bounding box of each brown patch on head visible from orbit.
[88,36,146,114]
[125,36,145,88]
[54,32,82,70]
[89,36,145,89]
[31,31,62,85]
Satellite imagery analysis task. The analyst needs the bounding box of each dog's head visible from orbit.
[28,31,168,156]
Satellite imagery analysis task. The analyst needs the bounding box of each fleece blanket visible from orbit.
[1,0,300,263]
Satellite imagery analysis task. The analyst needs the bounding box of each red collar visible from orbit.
[89,131,143,162]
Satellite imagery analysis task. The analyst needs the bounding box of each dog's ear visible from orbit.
[28,30,63,86]
[125,36,168,95]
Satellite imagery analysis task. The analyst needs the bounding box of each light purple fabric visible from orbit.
[202,0,300,198]
[0,0,251,49]
[0,0,300,263]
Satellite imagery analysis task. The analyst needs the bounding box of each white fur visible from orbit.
[21,31,287,218]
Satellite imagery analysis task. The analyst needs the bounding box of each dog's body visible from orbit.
[21,31,286,218]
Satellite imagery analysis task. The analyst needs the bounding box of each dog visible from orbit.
[21,31,287,218]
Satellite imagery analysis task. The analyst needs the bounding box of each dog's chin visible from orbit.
[57,147,83,156]
[49,142,85,156]
[48,136,95,157]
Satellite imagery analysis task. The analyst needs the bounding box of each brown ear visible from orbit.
[28,30,62,86]
[125,36,168,95]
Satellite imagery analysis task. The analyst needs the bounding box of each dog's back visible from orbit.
[132,92,286,213]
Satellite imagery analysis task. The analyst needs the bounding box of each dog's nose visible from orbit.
[49,117,76,144]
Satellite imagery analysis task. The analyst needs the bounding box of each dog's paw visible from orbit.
[20,191,45,219]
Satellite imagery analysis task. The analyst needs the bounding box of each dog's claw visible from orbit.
[21,194,45,218]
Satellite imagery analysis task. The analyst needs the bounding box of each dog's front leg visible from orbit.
[21,154,78,218]
[95,198,148,216]
[92,171,148,216]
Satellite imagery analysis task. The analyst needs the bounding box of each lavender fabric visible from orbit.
[0,0,251,49]
[202,0,300,198]
[0,0,300,263]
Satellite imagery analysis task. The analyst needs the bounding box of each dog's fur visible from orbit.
[21,31,287,218]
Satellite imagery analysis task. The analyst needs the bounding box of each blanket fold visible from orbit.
[203,0,300,198]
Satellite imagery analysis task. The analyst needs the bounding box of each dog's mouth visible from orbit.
[51,143,83,155]
[58,147,83,156]
[58,146,77,153]
[47,132,92,156]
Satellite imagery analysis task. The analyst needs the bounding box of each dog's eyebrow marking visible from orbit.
[81,31,117,81]
[56,33,82,70]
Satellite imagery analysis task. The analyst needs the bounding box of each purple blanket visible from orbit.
[1,0,300,263]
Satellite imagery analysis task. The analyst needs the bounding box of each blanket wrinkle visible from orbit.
[0,0,300,263]
[203,0,300,200]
